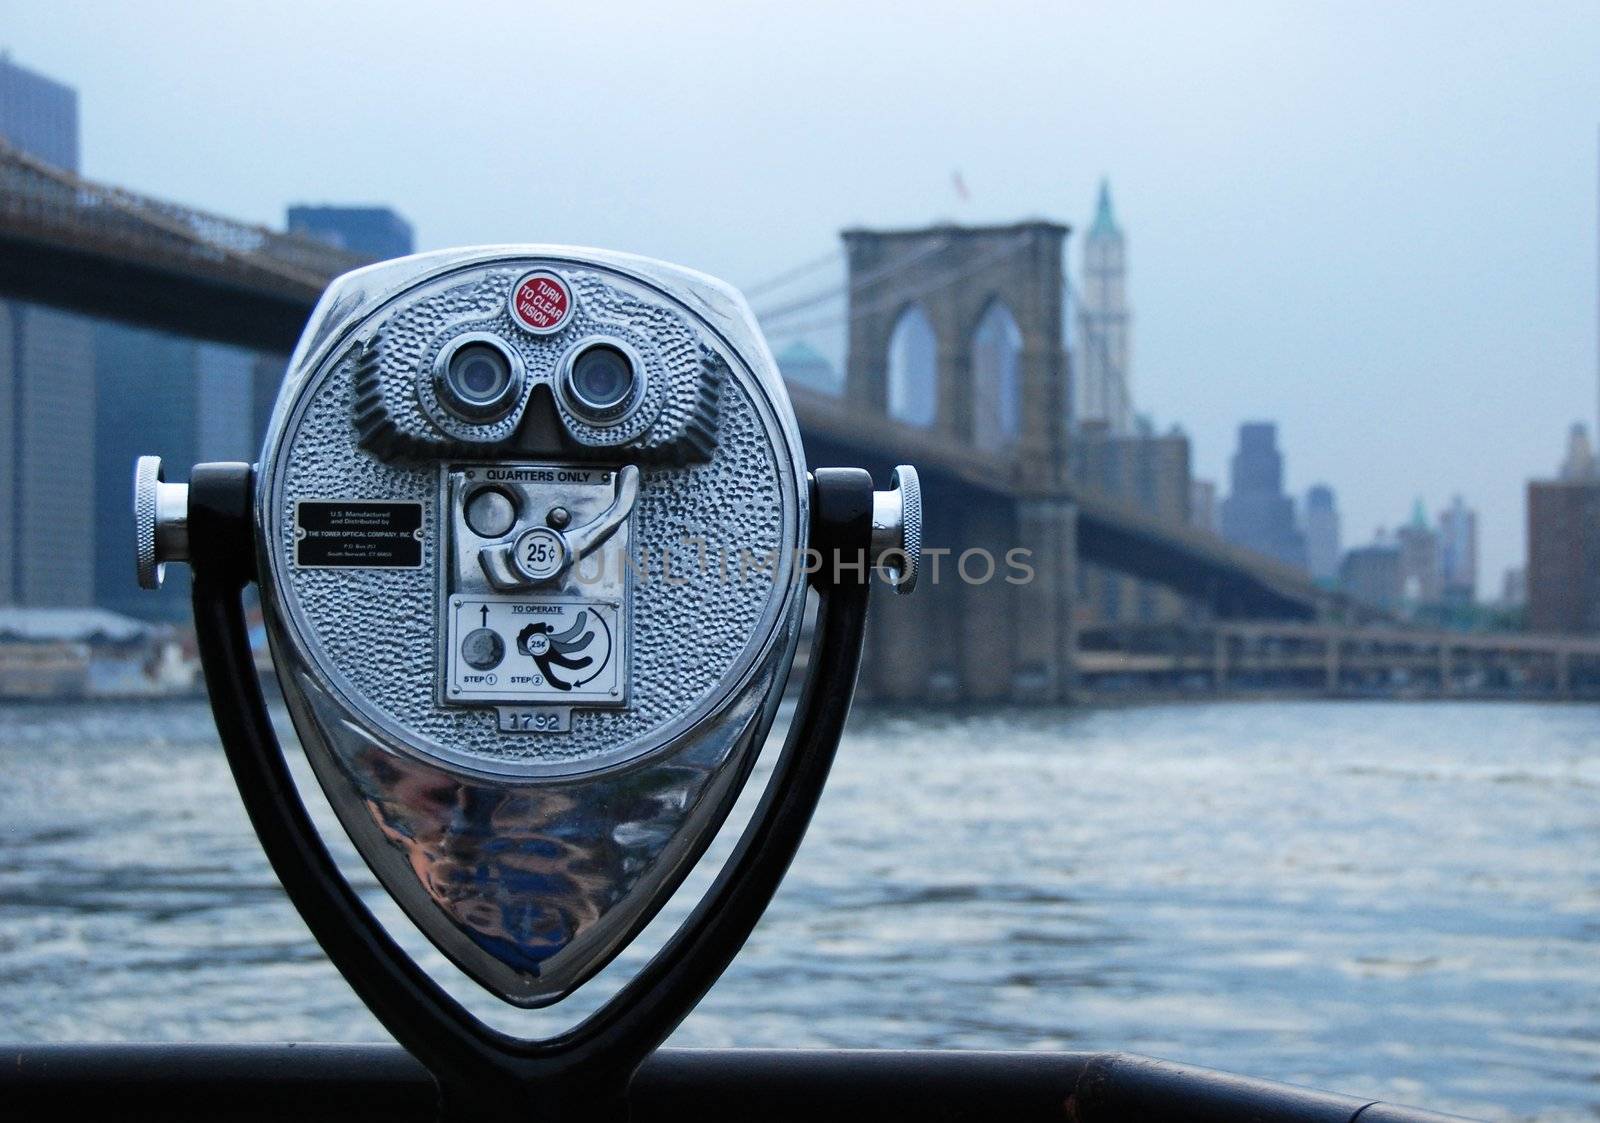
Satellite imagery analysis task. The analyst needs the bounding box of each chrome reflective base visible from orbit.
[186,462,877,1121]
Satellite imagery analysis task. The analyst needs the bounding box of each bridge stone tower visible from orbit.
[831,220,1077,703]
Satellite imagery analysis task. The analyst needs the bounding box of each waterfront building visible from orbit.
[287,205,414,261]
[0,301,96,607]
[1072,420,1192,624]
[0,55,78,171]
[253,353,289,439]
[1303,484,1340,584]
[1076,181,1132,434]
[1396,500,1442,605]
[1437,495,1478,605]
[1190,479,1218,534]
[195,344,256,461]
[1219,422,1307,570]
[93,323,198,619]
[1527,478,1600,634]
[0,60,93,608]
[93,329,276,622]
[1500,567,1527,609]
[0,58,288,618]
[1340,543,1402,613]
[0,607,189,699]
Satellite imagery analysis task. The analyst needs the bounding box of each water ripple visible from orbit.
[2,699,1597,1121]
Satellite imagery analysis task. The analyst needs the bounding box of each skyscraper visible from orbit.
[2,302,96,606]
[1396,499,1442,605]
[0,59,94,607]
[93,330,279,621]
[1340,543,1403,613]
[93,324,199,620]
[0,55,79,171]
[1559,422,1598,480]
[1528,480,1600,633]
[1071,420,1193,624]
[0,57,293,618]
[1437,495,1478,604]
[1076,180,1132,434]
[287,205,415,261]
[1527,426,1600,634]
[1303,484,1340,583]
[1219,422,1307,570]
[1190,479,1218,534]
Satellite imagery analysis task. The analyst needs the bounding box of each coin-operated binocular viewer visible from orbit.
[135,248,920,1119]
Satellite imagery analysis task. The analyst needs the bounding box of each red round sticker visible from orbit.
[509,271,574,334]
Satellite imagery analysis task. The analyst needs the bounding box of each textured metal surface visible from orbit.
[133,456,162,590]
[352,265,722,461]
[253,246,808,1003]
[893,465,922,594]
[271,365,786,770]
[133,455,190,590]
[443,463,635,710]
[868,464,922,594]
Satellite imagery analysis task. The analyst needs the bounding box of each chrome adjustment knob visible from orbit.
[134,455,190,590]
[870,464,922,595]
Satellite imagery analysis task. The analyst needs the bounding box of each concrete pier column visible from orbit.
[867,573,936,702]
[956,500,1017,702]
[1012,499,1078,702]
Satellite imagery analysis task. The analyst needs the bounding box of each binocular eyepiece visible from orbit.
[134,246,919,1008]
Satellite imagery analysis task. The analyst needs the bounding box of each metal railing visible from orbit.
[1,1044,1470,1122]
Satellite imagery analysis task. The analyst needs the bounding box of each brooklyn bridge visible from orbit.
[4,141,1595,702]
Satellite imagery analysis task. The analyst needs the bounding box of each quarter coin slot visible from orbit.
[465,486,518,539]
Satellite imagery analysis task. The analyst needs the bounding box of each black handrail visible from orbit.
[1,1044,1470,1122]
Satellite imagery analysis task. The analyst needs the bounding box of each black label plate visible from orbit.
[295,501,424,568]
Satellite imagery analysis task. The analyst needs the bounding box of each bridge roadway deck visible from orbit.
[1077,621,1600,700]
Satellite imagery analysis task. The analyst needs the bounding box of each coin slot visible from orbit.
[464,486,518,540]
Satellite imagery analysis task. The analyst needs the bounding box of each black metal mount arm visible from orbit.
[182,463,877,1122]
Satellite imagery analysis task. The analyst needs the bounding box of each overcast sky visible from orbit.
[8,1,1599,591]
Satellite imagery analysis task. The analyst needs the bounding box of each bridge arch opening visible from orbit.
[970,297,1022,450]
[887,302,937,427]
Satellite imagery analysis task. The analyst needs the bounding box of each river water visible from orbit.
[1,699,1597,1120]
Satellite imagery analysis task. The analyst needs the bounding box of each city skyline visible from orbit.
[4,3,1599,592]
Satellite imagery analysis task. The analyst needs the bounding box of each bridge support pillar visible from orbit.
[865,563,954,703]
[956,500,1019,702]
[1011,500,1078,703]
